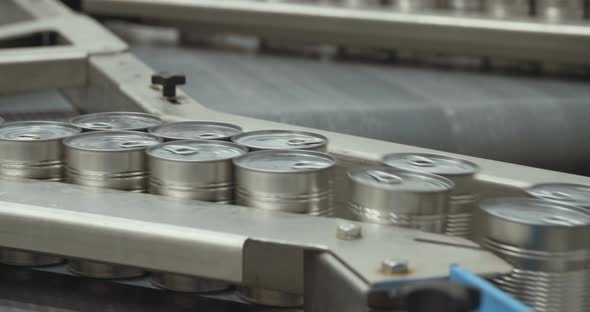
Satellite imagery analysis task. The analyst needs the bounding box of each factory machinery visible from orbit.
[0,0,590,311]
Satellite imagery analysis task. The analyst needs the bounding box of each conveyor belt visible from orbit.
[1,21,590,176]
[121,23,590,176]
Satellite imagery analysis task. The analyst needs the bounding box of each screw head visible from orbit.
[381,259,409,274]
[337,223,363,240]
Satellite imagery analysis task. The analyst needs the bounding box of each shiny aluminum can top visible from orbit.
[0,121,81,142]
[383,153,478,192]
[527,183,590,209]
[231,130,328,151]
[147,140,246,203]
[234,150,336,215]
[147,140,247,163]
[148,121,242,141]
[70,112,162,132]
[348,167,454,194]
[234,149,335,173]
[383,153,478,177]
[0,121,81,180]
[479,197,590,252]
[348,167,454,222]
[64,131,162,152]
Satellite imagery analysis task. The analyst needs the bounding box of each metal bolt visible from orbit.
[381,259,409,274]
[151,72,186,100]
[337,223,363,240]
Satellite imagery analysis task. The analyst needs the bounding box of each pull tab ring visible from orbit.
[536,191,572,201]
[119,140,155,148]
[84,122,113,129]
[287,137,324,146]
[16,133,41,140]
[367,170,402,184]
[408,155,436,167]
[291,161,325,170]
[164,145,199,155]
[194,132,224,139]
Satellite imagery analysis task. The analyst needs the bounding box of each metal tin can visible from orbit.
[234,150,335,307]
[68,261,146,279]
[64,131,162,192]
[479,198,590,312]
[147,140,246,292]
[238,287,304,308]
[527,183,590,208]
[383,153,479,237]
[487,0,531,18]
[64,131,161,279]
[148,140,247,203]
[441,0,487,13]
[231,130,328,152]
[390,0,438,12]
[234,150,336,216]
[536,0,584,22]
[0,121,81,181]
[151,273,230,293]
[70,112,162,132]
[348,167,453,233]
[148,121,242,141]
[0,121,80,267]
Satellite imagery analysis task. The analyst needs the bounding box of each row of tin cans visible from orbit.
[0,113,332,308]
[2,112,590,310]
[376,0,589,21]
[67,111,328,151]
[348,153,480,237]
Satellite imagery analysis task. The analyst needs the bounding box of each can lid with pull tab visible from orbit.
[63,131,162,152]
[148,121,242,141]
[70,112,162,131]
[383,153,478,177]
[147,140,247,162]
[479,197,590,252]
[0,121,81,141]
[233,150,335,173]
[527,183,590,208]
[348,167,454,193]
[231,130,328,151]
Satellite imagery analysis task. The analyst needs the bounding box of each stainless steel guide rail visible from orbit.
[82,0,590,66]
[1,0,590,310]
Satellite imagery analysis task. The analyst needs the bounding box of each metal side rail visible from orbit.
[83,0,590,66]
[0,178,510,309]
[0,0,127,95]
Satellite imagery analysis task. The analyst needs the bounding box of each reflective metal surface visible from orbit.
[148,121,242,141]
[71,112,162,132]
[0,121,80,181]
[348,166,453,233]
[479,197,590,312]
[383,153,479,237]
[148,140,247,203]
[234,150,336,216]
[64,131,162,191]
[232,130,327,152]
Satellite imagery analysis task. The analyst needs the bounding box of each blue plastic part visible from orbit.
[449,265,533,312]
